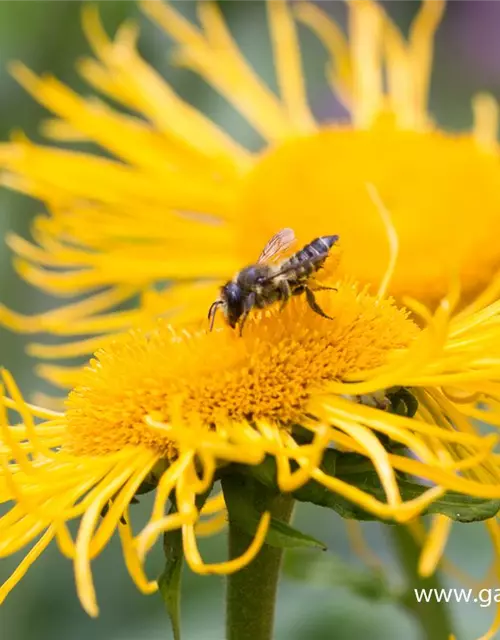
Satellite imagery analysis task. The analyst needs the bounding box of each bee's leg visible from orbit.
[309,279,337,292]
[278,279,292,311]
[304,287,334,320]
[238,292,256,336]
[312,284,337,292]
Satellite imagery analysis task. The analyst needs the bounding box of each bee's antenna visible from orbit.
[208,300,222,331]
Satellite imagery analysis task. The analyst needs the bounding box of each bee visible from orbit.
[208,228,339,334]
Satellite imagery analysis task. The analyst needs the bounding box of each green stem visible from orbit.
[389,525,454,640]
[222,477,294,640]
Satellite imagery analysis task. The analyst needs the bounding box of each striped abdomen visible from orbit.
[279,235,339,283]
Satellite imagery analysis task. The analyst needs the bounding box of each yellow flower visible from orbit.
[1,0,500,392]
[2,278,500,619]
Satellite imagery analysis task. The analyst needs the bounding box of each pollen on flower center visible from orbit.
[65,282,418,457]
[237,125,500,306]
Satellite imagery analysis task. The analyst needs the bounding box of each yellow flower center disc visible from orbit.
[238,125,500,305]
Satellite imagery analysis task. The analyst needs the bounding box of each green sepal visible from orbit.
[284,550,399,602]
[134,480,157,496]
[240,452,500,524]
[237,455,282,489]
[222,472,326,550]
[387,387,419,418]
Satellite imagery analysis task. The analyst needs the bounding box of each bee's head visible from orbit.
[208,282,244,331]
[220,282,244,328]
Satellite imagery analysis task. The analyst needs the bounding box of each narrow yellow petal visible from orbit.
[183,511,271,575]
[267,0,316,131]
[0,387,32,474]
[409,0,445,127]
[55,523,76,559]
[348,0,384,128]
[28,335,119,360]
[418,515,452,577]
[150,453,196,523]
[380,16,414,128]
[136,512,196,563]
[10,64,208,176]
[2,370,53,458]
[40,118,89,142]
[0,285,138,333]
[142,0,294,142]
[473,93,499,153]
[74,461,138,617]
[335,418,401,507]
[118,515,158,595]
[345,520,382,569]
[311,467,394,520]
[195,511,227,537]
[89,451,158,558]
[294,2,352,107]
[0,527,55,604]
[80,5,251,172]
[0,515,49,557]
[365,183,399,299]
[200,492,225,516]
[2,139,234,219]
[389,454,500,499]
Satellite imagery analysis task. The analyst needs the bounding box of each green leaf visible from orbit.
[322,451,500,522]
[285,451,382,520]
[266,515,327,550]
[222,472,326,550]
[377,478,500,523]
[242,453,500,524]
[284,550,400,602]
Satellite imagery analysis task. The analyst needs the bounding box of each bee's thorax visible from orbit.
[211,234,339,333]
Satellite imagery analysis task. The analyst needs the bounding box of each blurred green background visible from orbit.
[0,2,499,639]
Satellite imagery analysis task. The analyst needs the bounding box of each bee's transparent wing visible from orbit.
[257,228,296,264]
